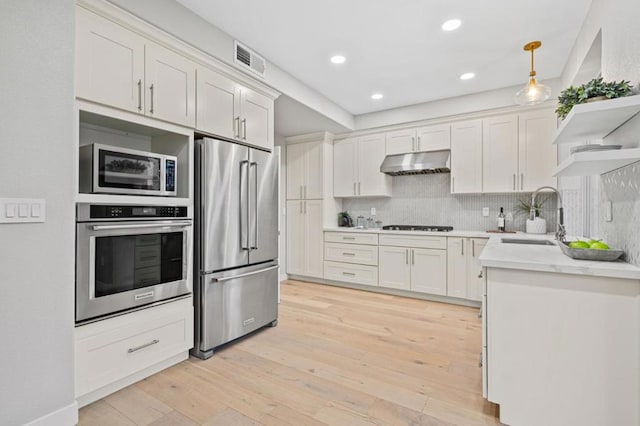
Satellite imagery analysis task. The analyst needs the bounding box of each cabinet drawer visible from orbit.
[379,234,446,249]
[75,297,193,398]
[324,231,378,245]
[324,242,378,266]
[324,261,378,286]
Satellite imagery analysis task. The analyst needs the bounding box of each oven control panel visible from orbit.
[82,205,188,220]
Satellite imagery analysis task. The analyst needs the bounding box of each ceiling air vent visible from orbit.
[234,41,266,78]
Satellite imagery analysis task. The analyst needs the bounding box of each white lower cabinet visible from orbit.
[466,238,487,301]
[286,200,323,278]
[324,261,379,286]
[325,242,378,266]
[75,297,193,406]
[379,246,411,290]
[447,237,487,301]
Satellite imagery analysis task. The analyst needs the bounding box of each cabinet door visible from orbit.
[518,110,557,191]
[304,141,324,199]
[241,89,274,151]
[410,248,447,296]
[385,129,416,155]
[357,134,392,197]
[286,143,306,200]
[379,246,411,290]
[451,120,483,193]
[145,42,196,127]
[333,138,358,197]
[446,238,468,298]
[466,238,487,301]
[196,66,241,139]
[304,200,324,278]
[286,200,305,275]
[76,8,145,114]
[417,124,451,152]
[482,115,519,193]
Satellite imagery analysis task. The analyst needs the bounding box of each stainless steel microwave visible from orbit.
[79,144,177,196]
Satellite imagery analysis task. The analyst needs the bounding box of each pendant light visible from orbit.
[515,41,551,105]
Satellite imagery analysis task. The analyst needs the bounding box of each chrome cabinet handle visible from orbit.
[405,249,409,265]
[417,136,421,151]
[478,269,483,278]
[211,264,279,283]
[411,249,415,265]
[304,185,307,199]
[137,79,142,111]
[241,118,247,140]
[358,182,361,195]
[234,116,241,138]
[91,222,192,231]
[412,136,416,151]
[472,239,475,257]
[128,339,159,354]
[149,84,154,114]
[521,173,524,190]
[512,174,516,190]
[353,182,356,196]
[342,236,355,240]
[300,185,303,199]
[342,271,356,276]
[303,200,306,214]
[461,239,464,256]
[342,252,355,256]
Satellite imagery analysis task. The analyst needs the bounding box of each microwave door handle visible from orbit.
[240,160,250,251]
[91,222,192,231]
[250,161,258,250]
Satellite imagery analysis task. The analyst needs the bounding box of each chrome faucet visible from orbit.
[531,186,566,242]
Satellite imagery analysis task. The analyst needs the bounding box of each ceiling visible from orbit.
[176,0,592,116]
[275,95,351,137]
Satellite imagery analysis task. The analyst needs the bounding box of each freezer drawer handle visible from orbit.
[91,222,192,231]
[210,265,279,283]
[128,339,159,354]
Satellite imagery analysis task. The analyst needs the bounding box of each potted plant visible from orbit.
[556,77,633,120]
[516,196,548,234]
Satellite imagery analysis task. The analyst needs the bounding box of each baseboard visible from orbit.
[279,273,288,282]
[25,400,78,426]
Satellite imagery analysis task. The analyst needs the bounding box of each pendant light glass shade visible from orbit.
[515,41,551,105]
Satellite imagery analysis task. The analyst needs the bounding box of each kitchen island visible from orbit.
[479,235,640,426]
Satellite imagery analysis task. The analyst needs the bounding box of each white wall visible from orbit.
[0,1,77,425]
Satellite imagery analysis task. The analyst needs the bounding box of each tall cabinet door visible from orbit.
[333,138,358,197]
[410,248,447,296]
[241,89,274,151]
[357,134,391,197]
[466,238,487,301]
[196,66,241,140]
[482,115,518,193]
[518,110,557,192]
[447,238,467,298]
[451,120,483,193]
[286,200,304,275]
[417,124,451,152]
[76,8,145,114]
[145,42,196,127]
[379,246,411,290]
[304,200,324,278]
[249,149,279,264]
[304,142,324,199]
[286,143,306,200]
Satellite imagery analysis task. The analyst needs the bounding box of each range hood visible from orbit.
[380,149,451,176]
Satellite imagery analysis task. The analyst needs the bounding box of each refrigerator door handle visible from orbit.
[250,161,258,250]
[240,160,250,251]
[210,264,279,283]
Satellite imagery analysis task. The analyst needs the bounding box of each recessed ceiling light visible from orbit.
[460,72,475,80]
[371,93,384,100]
[442,19,462,31]
[330,55,346,64]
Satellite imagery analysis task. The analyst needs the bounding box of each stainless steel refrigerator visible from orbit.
[193,137,279,359]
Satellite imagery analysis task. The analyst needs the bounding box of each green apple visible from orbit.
[587,239,601,245]
[589,241,610,250]
[569,241,590,249]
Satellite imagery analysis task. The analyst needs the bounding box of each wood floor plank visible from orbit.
[79,280,500,426]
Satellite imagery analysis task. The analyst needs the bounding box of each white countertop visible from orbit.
[324,227,499,239]
[479,233,640,280]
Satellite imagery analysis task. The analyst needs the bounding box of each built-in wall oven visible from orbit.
[75,204,192,324]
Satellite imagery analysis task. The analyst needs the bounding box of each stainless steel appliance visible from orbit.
[79,144,177,196]
[380,149,450,176]
[75,204,192,324]
[193,137,279,359]
[382,225,453,232]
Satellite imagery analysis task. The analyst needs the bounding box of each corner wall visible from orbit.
[0,0,77,424]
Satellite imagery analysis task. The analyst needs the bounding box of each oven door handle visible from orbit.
[90,221,192,231]
[210,264,279,283]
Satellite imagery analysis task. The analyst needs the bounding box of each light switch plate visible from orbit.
[482,207,489,217]
[604,200,613,222]
[370,207,376,216]
[0,198,46,223]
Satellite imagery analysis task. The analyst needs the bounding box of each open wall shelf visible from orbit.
[554,148,640,177]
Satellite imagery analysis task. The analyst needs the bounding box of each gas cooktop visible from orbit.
[382,225,454,232]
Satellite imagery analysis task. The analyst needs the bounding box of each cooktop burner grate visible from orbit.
[382,225,454,232]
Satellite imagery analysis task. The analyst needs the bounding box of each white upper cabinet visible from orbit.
[334,135,390,198]
[286,141,323,200]
[518,110,557,191]
[241,88,273,151]
[145,43,196,128]
[196,66,240,140]
[482,115,519,193]
[76,7,196,128]
[416,124,451,151]
[76,7,145,114]
[451,120,483,194]
[385,129,416,155]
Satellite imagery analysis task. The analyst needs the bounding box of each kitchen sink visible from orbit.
[501,238,555,246]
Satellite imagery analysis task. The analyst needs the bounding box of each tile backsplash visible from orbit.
[341,174,558,233]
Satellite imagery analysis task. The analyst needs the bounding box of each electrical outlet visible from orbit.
[506,212,513,221]
[604,201,613,222]
[482,207,489,217]
[371,207,376,216]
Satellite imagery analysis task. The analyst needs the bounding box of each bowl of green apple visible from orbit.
[559,239,624,261]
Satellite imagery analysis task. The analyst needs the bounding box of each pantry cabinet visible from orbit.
[286,199,323,278]
[451,120,483,193]
[334,134,391,197]
[286,141,323,200]
[76,7,196,128]
[482,115,519,193]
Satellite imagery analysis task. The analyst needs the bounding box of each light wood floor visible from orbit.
[80,280,500,426]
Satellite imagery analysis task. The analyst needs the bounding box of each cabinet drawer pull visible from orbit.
[137,79,142,111]
[342,271,356,276]
[149,84,154,114]
[342,252,356,256]
[342,236,355,240]
[128,339,159,354]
